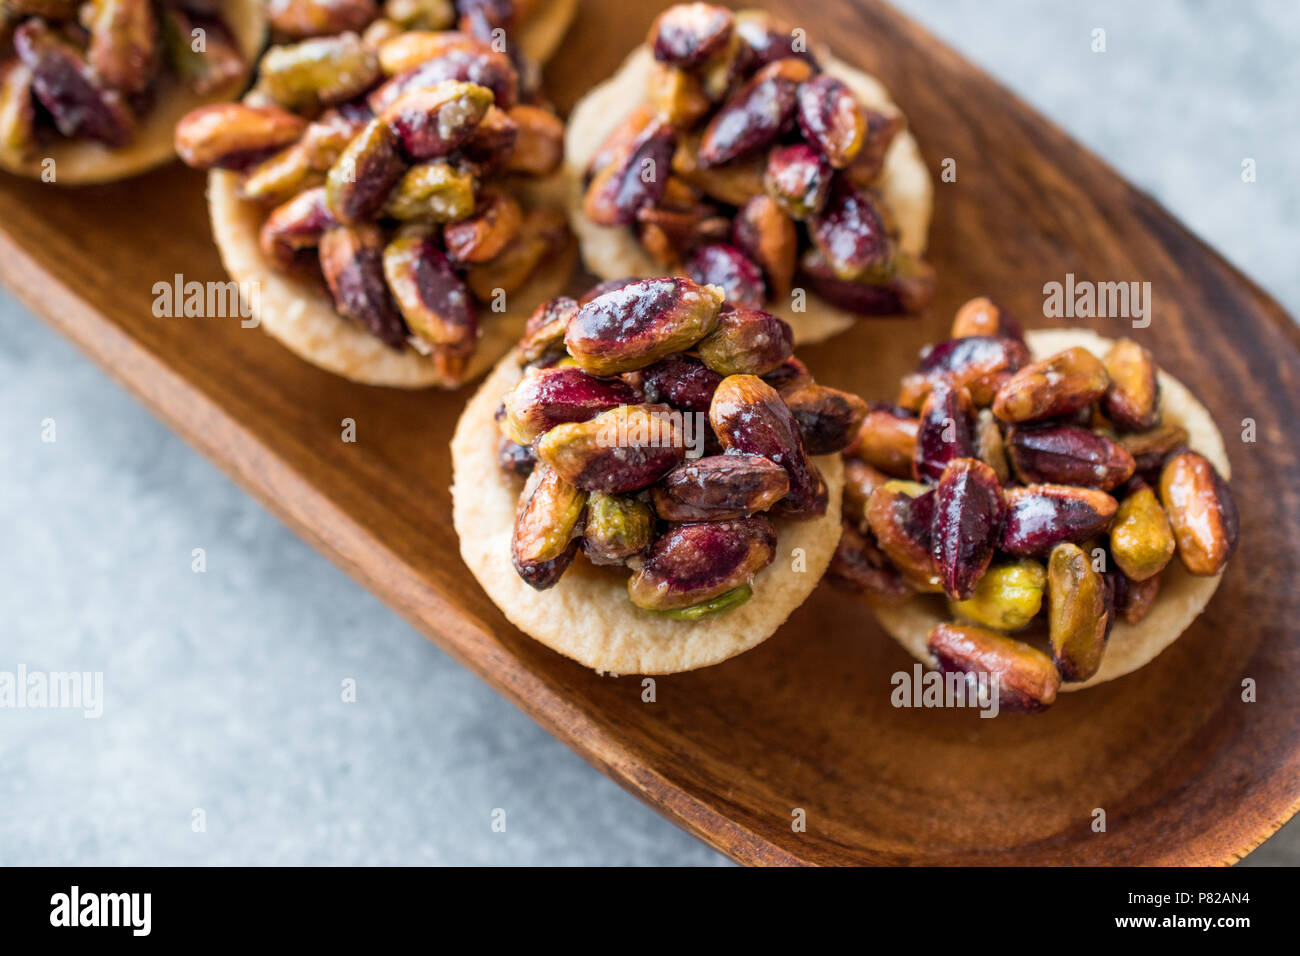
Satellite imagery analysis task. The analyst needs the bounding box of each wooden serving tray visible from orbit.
[2,0,1297,865]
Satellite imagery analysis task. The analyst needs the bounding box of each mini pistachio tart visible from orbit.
[176,16,577,388]
[0,0,264,183]
[829,298,1238,711]
[451,276,856,674]
[563,5,935,346]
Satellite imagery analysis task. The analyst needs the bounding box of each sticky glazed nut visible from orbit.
[697,57,811,168]
[795,74,866,169]
[684,245,767,312]
[535,404,688,493]
[949,559,1046,632]
[652,453,789,521]
[780,383,868,455]
[1047,542,1108,682]
[828,523,912,604]
[260,185,338,265]
[583,120,678,227]
[866,480,939,592]
[926,623,1060,713]
[806,177,893,281]
[649,3,734,69]
[1005,423,1136,490]
[381,235,476,352]
[846,404,918,479]
[258,32,381,110]
[709,373,825,518]
[950,297,1025,343]
[268,0,379,39]
[1102,337,1160,432]
[627,516,777,611]
[732,195,798,298]
[930,458,1005,600]
[992,346,1109,423]
[1159,451,1238,576]
[518,296,578,364]
[913,381,976,483]
[764,143,832,219]
[1120,423,1190,478]
[377,80,494,159]
[695,308,793,376]
[583,492,655,565]
[318,223,408,349]
[175,103,308,170]
[1000,484,1118,557]
[502,365,641,445]
[511,464,586,589]
[639,354,723,412]
[898,335,1031,410]
[1109,482,1176,582]
[564,277,725,376]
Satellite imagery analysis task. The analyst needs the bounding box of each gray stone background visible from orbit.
[1,0,1295,866]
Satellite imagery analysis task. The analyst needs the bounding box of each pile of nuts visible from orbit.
[0,0,247,161]
[496,275,869,618]
[581,3,935,318]
[830,297,1239,711]
[174,1,567,379]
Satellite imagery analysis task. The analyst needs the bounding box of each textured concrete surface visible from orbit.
[1,1,1296,865]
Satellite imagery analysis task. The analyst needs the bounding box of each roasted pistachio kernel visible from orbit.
[378,80,493,159]
[375,28,479,74]
[176,102,308,170]
[866,480,940,592]
[1116,570,1161,624]
[463,205,568,301]
[1109,483,1175,582]
[695,308,792,376]
[842,459,890,531]
[930,458,1005,601]
[927,623,1060,713]
[318,223,408,349]
[1005,423,1136,490]
[502,104,564,176]
[0,62,37,163]
[443,188,521,264]
[502,365,640,445]
[827,523,912,604]
[732,195,797,298]
[672,133,765,206]
[511,464,586,588]
[1119,423,1189,477]
[897,335,1031,410]
[950,296,1025,343]
[650,583,753,620]
[536,404,687,493]
[628,517,776,611]
[648,62,711,128]
[949,560,1047,632]
[1101,337,1160,432]
[382,235,476,351]
[268,0,380,38]
[324,117,406,222]
[497,435,536,479]
[846,404,918,480]
[87,0,158,95]
[1159,451,1238,576]
[518,296,578,364]
[914,381,976,484]
[1000,484,1118,557]
[565,277,724,376]
[649,2,734,68]
[383,0,454,30]
[796,74,866,169]
[806,177,893,282]
[992,346,1110,423]
[259,32,380,109]
[583,492,654,565]
[763,143,832,219]
[259,185,338,265]
[583,121,678,226]
[781,383,869,456]
[843,107,902,187]
[14,19,135,147]
[709,374,823,518]
[698,57,810,167]
[1047,542,1108,682]
[383,160,476,221]
[651,453,789,521]
[684,244,767,311]
[974,408,1011,482]
[370,42,517,111]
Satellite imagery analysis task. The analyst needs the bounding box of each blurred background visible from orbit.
[2,0,1296,865]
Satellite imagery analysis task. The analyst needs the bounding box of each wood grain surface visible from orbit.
[1,0,1297,865]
